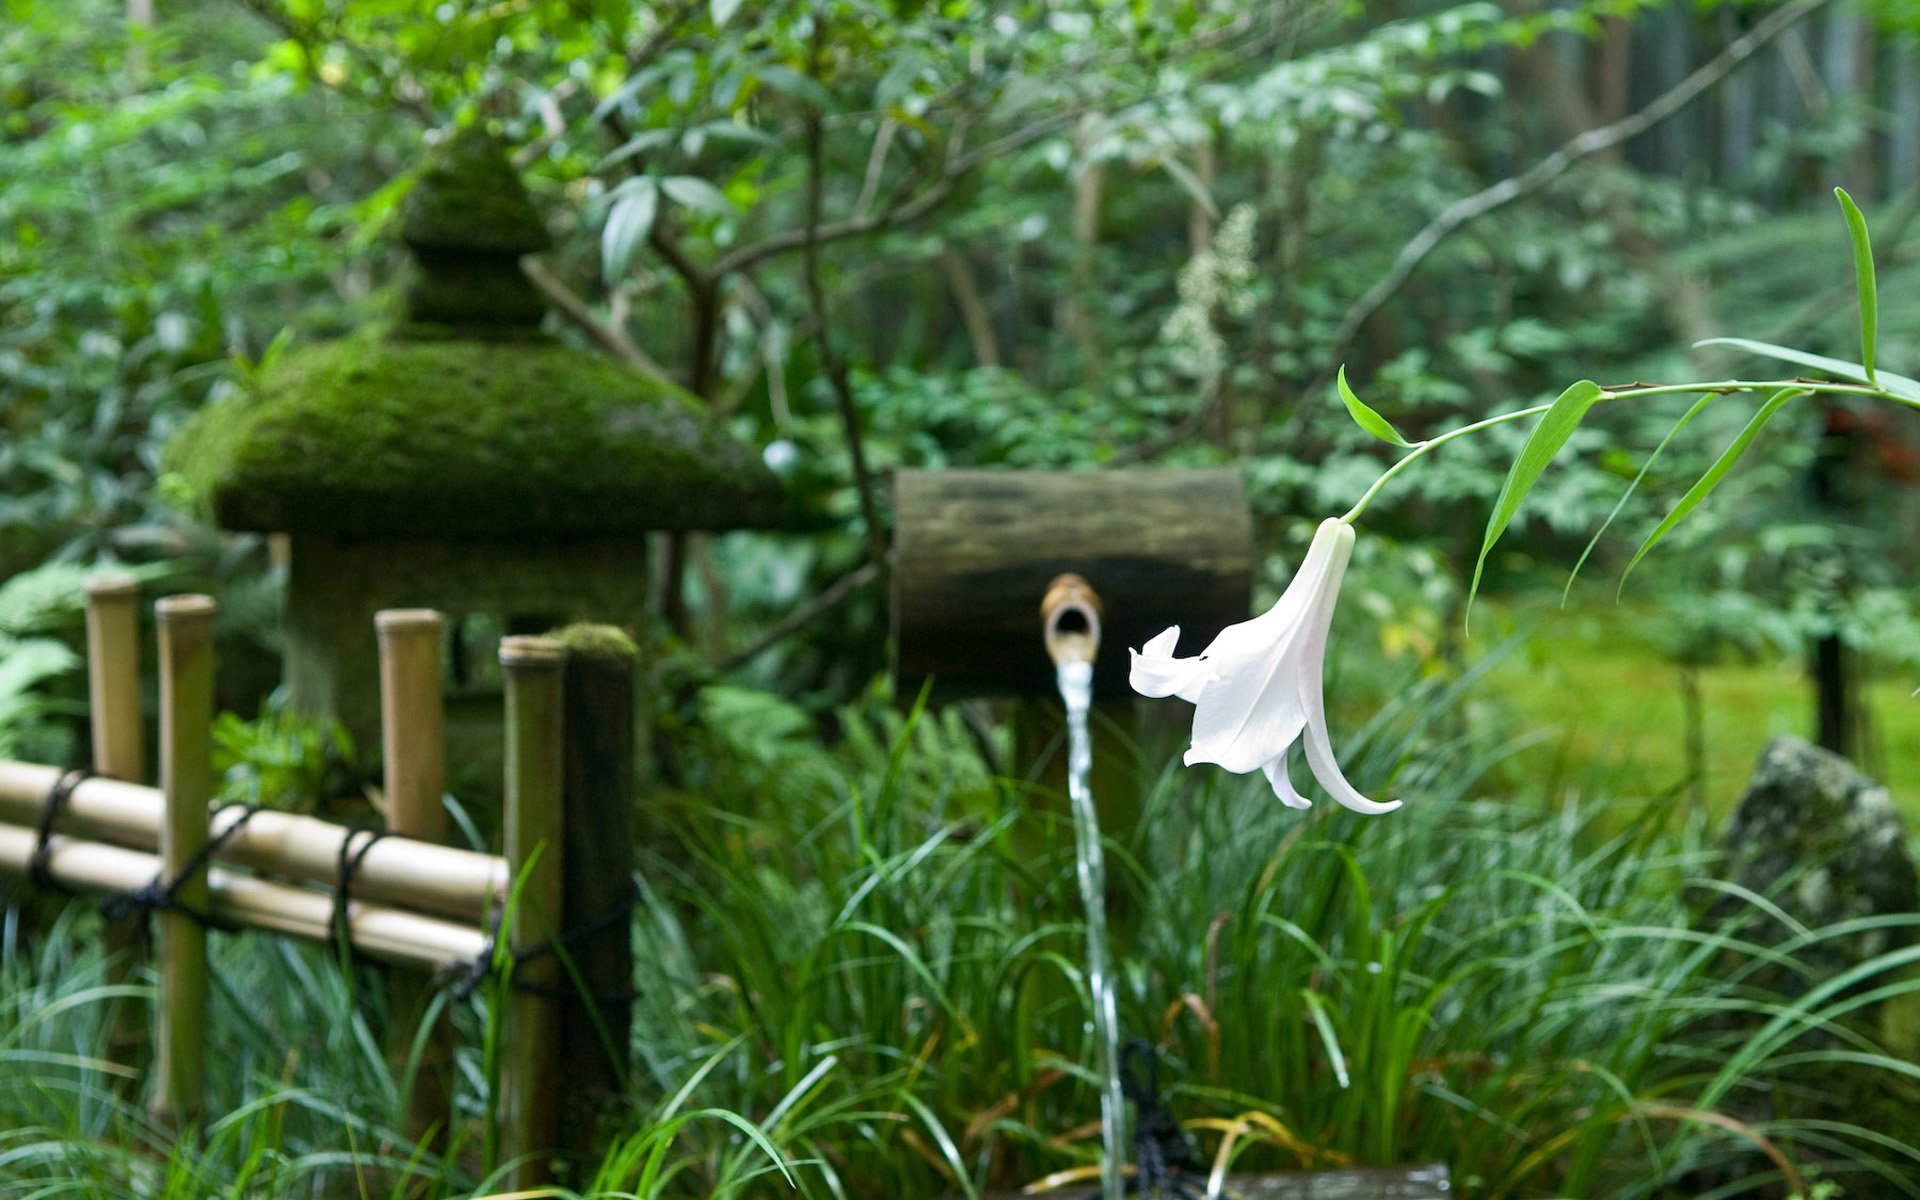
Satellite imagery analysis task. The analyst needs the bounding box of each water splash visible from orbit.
[1057,657,1127,1198]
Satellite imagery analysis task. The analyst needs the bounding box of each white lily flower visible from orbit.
[1129,517,1397,814]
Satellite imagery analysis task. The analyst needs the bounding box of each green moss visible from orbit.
[548,622,640,661]
[401,124,549,256]
[165,331,784,537]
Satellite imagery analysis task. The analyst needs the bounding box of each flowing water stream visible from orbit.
[1056,656,1127,1199]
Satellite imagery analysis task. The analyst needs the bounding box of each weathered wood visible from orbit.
[499,635,567,1189]
[377,608,455,1152]
[84,573,150,1091]
[981,1163,1450,1199]
[153,594,215,1126]
[0,823,488,970]
[0,761,506,920]
[556,627,638,1161]
[891,469,1253,699]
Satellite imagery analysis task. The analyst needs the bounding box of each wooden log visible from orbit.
[377,609,456,1150]
[0,824,487,970]
[153,593,215,1127]
[498,635,567,1190]
[891,469,1252,700]
[0,761,505,920]
[84,573,150,1091]
[554,625,637,1161]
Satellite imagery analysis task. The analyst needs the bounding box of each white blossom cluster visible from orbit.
[1157,203,1258,387]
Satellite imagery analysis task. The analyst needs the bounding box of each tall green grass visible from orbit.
[4,669,1918,1198]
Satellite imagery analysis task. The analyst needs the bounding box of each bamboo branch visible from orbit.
[1312,0,1829,396]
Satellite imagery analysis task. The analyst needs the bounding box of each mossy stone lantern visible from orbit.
[165,127,781,763]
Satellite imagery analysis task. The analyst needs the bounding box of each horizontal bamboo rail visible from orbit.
[0,823,488,972]
[0,761,505,921]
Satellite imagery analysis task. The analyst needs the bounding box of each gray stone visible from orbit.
[1722,734,1918,971]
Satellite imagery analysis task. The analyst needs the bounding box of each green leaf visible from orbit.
[1562,393,1714,606]
[1622,387,1807,585]
[1468,380,1603,629]
[710,0,743,26]
[601,180,658,281]
[659,174,734,214]
[1835,187,1877,384]
[1337,365,1413,448]
[1695,337,1920,403]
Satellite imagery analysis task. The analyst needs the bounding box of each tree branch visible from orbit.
[521,256,677,386]
[801,16,891,589]
[1311,0,1829,397]
[712,562,880,674]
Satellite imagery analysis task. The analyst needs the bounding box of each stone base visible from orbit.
[284,533,648,790]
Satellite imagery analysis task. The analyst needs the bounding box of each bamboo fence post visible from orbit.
[554,626,637,1160]
[153,594,215,1127]
[85,575,145,782]
[85,573,150,1090]
[498,635,566,1189]
[376,608,455,1153]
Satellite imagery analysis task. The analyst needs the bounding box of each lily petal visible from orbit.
[1301,714,1399,814]
[1262,752,1313,810]
[1129,626,1214,702]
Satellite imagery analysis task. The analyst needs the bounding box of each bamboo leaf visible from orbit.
[1835,186,1877,384]
[1695,337,1920,403]
[1337,365,1413,448]
[1468,380,1603,628]
[1622,388,1807,585]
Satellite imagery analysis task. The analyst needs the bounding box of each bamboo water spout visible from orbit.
[1041,573,1102,668]
[1042,575,1127,1200]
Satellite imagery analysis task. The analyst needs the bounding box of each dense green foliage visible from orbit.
[5,682,1920,1197]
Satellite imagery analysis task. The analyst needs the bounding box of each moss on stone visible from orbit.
[548,622,640,661]
[401,124,550,256]
[165,331,784,538]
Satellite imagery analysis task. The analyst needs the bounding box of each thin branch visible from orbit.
[712,562,881,674]
[852,117,898,220]
[521,256,677,386]
[801,15,891,588]
[1311,0,1829,396]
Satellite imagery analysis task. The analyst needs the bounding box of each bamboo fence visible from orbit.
[0,580,623,1185]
